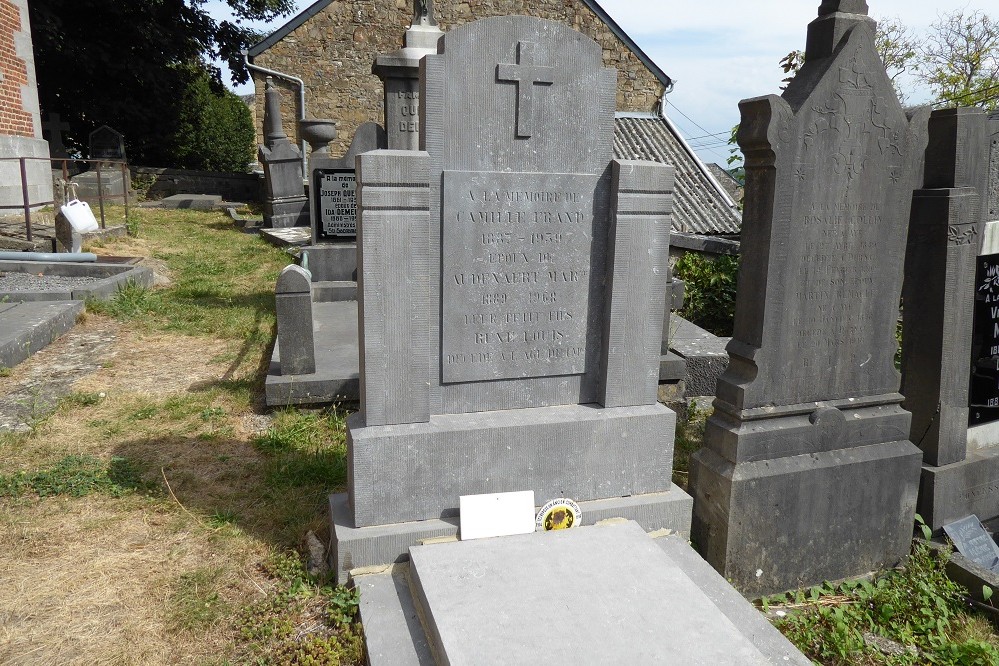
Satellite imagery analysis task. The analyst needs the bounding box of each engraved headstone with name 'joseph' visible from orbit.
[690,0,928,596]
[329,15,691,581]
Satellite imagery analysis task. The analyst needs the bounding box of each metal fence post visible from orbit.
[121,161,130,224]
[95,162,106,228]
[20,157,32,242]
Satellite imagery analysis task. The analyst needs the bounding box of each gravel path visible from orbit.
[0,271,101,291]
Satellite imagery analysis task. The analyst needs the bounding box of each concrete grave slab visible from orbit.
[0,260,153,302]
[397,521,808,666]
[0,300,83,370]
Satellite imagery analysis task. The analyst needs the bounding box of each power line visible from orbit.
[685,129,731,142]
[929,82,999,107]
[663,100,717,140]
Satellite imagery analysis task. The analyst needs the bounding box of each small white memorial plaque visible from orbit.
[459,490,536,541]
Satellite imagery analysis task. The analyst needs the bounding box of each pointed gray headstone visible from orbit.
[691,2,928,596]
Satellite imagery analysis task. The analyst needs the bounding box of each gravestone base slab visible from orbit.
[265,301,359,407]
[691,439,922,597]
[354,521,810,665]
[264,196,308,229]
[329,488,693,584]
[919,449,999,531]
[348,403,678,527]
[299,244,357,283]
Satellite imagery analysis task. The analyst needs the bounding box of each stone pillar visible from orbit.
[275,265,316,375]
[355,149,432,427]
[602,159,675,408]
[258,78,308,228]
[902,108,987,468]
[373,0,444,150]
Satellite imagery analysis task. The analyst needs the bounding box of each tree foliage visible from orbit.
[29,0,294,166]
[922,10,999,110]
[170,67,256,173]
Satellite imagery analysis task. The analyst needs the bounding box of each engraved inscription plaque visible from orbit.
[970,253,999,426]
[441,171,597,383]
[315,169,357,238]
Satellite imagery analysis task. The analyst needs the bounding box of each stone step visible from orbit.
[354,521,809,666]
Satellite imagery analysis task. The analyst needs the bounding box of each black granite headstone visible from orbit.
[943,515,999,572]
[313,169,357,239]
[970,254,999,426]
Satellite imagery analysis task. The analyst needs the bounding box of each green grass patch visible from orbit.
[235,552,364,664]
[0,455,150,498]
[768,542,999,664]
[169,567,228,632]
[86,208,288,347]
[255,407,349,490]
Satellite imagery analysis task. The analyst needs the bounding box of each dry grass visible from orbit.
[0,208,357,664]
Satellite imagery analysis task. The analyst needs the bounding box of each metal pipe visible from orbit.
[0,251,97,262]
[243,51,308,175]
[95,162,107,228]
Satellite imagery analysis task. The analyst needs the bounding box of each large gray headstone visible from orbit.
[332,15,688,579]
[88,125,126,162]
[691,2,927,596]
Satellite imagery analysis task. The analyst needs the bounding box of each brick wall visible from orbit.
[0,0,34,138]
[253,0,665,156]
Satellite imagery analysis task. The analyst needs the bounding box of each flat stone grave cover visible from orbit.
[943,515,999,573]
[408,521,798,665]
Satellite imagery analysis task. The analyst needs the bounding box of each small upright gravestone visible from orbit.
[88,125,126,163]
[258,78,309,229]
[331,14,690,579]
[690,0,929,596]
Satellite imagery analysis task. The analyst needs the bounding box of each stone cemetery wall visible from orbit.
[252,0,665,157]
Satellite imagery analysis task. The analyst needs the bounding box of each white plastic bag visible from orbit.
[60,199,99,233]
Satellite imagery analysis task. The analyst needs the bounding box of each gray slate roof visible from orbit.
[248,0,672,92]
[614,114,742,236]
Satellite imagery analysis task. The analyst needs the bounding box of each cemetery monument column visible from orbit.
[690,0,928,595]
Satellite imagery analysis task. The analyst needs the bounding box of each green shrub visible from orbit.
[673,252,739,337]
[170,67,255,173]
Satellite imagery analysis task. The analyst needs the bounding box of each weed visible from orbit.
[169,567,227,632]
[125,212,140,236]
[235,552,364,664]
[59,391,104,409]
[207,509,240,528]
[0,366,11,377]
[255,408,349,491]
[673,252,739,336]
[0,455,149,498]
[772,542,999,664]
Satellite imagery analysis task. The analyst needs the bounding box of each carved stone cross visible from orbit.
[42,113,70,158]
[496,41,554,139]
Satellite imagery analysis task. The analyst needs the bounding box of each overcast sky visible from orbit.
[211,0,997,166]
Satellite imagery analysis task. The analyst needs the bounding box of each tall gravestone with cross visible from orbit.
[329,14,692,581]
[689,0,929,596]
[902,109,999,530]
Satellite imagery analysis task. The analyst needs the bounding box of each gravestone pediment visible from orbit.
[728,20,928,410]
